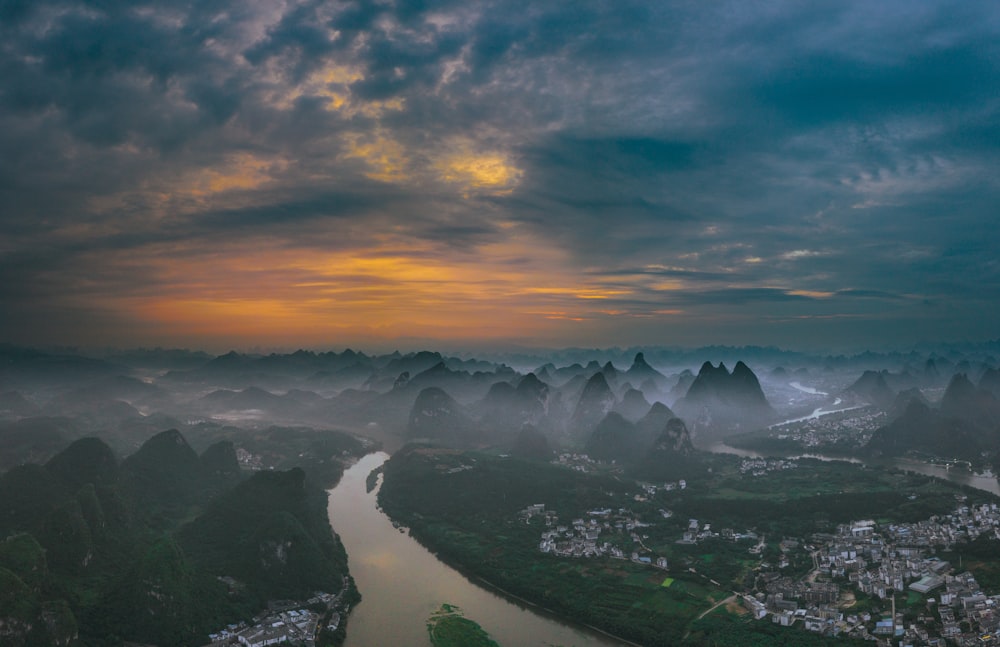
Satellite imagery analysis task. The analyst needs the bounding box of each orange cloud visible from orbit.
[342,132,409,183]
[437,152,522,195]
[182,153,289,196]
[96,230,664,347]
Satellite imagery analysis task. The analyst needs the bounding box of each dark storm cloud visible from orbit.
[1,0,999,347]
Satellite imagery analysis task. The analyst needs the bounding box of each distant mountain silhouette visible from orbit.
[867,400,984,460]
[844,370,895,408]
[633,418,698,480]
[407,387,477,446]
[624,352,670,391]
[614,388,652,422]
[199,386,306,417]
[569,373,616,442]
[867,374,1000,461]
[635,402,677,448]
[939,374,1000,427]
[668,370,695,402]
[600,361,622,390]
[673,361,773,438]
[889,387,929,419]
[586,412,640,463]
[980,367,1000,397]
[476,373,554,439]
[584,406,698,476]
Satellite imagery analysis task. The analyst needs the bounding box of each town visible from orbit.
[527,503,670,569]
[205,578,352,647]
[731,499,1000,645]
[740,407,888,454]
[525,468,1000,646]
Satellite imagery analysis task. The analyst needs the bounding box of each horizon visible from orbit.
[10,337,1000,366]
[2,1,999,350]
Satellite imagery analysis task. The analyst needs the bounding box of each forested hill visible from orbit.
[0,429,361,647]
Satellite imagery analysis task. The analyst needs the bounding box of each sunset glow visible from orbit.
[1,1,998,351]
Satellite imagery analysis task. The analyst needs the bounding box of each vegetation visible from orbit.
[687,613,868,646]
[427,604,500,647]
[0,429,365,646]
[378,445,990,646]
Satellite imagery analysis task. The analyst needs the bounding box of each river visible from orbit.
[328,452,627,647]
[708,443,1000,497]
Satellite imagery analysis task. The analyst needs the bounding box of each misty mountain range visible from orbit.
[4,340,1000,644]
[3,341,1000,472]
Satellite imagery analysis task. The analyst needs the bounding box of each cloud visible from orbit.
[1,0,999,349]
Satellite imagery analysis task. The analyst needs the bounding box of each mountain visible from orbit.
[45,437,119,492]
[568,373,616,442]
[889,388,929,419]
[624,352,670,391]
[614,388,652,422]
[407,387,478,446]
[867,376,1000,463]
[178,467,347,603]
[198,386,305,418]
[383,351,445,377]
[729,361,771,408]
[198,440,242,493]
[120,429,204,522]
[407,361,487,401]
[92,536,227,646]
[476,374,552,435]
[980,368,1000,397]
[939,374,1000,427]
[584,401,697,470]
[844,370,895,408]
[672,361,773,437]
[668,370,696,402]
[654,417,695,456]
[600,361,622,390]
[632,418,697,480]
[635,402,677,448]
[680,361,772,408]
[50,375,170,413]
[586,412,640,463]
[0,427,360,647]
[866,400,986,461]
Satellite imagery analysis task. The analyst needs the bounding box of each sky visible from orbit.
[1,0,999,353]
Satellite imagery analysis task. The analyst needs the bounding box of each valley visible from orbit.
[2,342,1000,645]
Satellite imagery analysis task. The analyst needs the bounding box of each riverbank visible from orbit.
[328,452,627,647]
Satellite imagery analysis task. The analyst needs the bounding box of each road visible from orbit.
[696,593,738,620]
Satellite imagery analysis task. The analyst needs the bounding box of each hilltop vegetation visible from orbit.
[0,429,365,646]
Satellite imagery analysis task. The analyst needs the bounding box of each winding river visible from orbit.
[328,452,627,647]
[329,430,1000,645]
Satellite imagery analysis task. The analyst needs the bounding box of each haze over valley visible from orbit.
[3,0,1000,644]
[3,340,1000,645]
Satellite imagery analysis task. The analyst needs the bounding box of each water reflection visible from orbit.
[328,452,627,647]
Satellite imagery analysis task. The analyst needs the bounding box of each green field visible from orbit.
[379,445,993,647]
